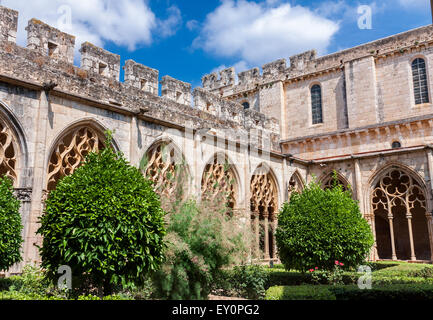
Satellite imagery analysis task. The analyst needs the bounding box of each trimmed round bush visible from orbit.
[0,176,22,271]
[37,134,166,294]
[276,179,374,272]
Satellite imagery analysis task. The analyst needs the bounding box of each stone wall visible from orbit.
[0,5,285,272]
[2,3,433,272]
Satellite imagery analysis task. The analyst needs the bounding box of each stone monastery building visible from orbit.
[1,5,433,273]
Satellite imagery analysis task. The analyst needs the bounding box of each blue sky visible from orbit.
[2,0,432,87]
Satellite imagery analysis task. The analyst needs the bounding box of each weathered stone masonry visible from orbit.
[1,4,433,273]
[203,23,433,263]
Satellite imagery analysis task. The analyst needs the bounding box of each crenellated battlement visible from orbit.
[0,5,280,150]
[201,24,433,97]
[201,67,236,91]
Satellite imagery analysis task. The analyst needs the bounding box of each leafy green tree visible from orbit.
[37,133,166,295]
[0,176,23,271]
[152,199,250,300]
[276,178,374,272]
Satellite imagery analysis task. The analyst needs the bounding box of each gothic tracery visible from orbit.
[143,141,187,199]
[250,164,278,261]
[0,116,17,184]
[372,168,431,261]
[47,126,105,191]
[201,156,237,210]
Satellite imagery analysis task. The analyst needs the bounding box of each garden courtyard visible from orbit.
[2,139,433,301]
[2,261,433,300]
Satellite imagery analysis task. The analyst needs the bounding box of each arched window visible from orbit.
[143,141,187,199]
[250,164,279,261]
[372,168,431,261]
[412,58,429,105]
[201,155,238,211]
[47,126,105,191]
[242,102,250,110]
[0,116,17,184]
[311,84,323,124]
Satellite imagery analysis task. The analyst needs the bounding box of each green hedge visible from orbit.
[266,284,433,300]
[267,269,433,287]
[0,291,133,300]
[265,285,336,300]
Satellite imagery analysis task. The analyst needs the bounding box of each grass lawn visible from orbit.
[265,261,433,300]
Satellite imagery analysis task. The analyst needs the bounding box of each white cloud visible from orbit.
[1,0,182,54]
[193,0,340,67]
[398,0,428,8]
[186,19,200,31]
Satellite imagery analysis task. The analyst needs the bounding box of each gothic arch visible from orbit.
[201,153,240,212]
[369,163,432,262]
[319,170,350,191]
[0,101,28,187]
[142,137,190,200]
[46,120,113,191]
[288,170,305,201]
[250,163,279,261]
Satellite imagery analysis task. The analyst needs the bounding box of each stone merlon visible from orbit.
[26,18,75,64]
[124,59,159,95]
[202,67,236,91]
[161,75,192,105]
[0,5,17,43]
[80,42,121,81]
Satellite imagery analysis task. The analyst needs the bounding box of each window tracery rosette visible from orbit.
[201,157,237,211]
[372,169,427,218]
[47,127,105,191]
[143,142,187,199]
[0,116,17,184]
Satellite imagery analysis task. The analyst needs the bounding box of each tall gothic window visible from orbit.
[311,84,323,124]
[412,58,429,105]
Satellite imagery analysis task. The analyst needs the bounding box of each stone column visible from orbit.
[273,217,278,261]
[252,211,260,259]
[426,213,433,261]
[24,89,50,265]
[263,213,270,260]
[388,212,397,261]
[353,158,364,214]
[406,211,417,261]
[129,115,139,167]
[9,188,33,275]
[426,148,433,260]
[365,213,377,261]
